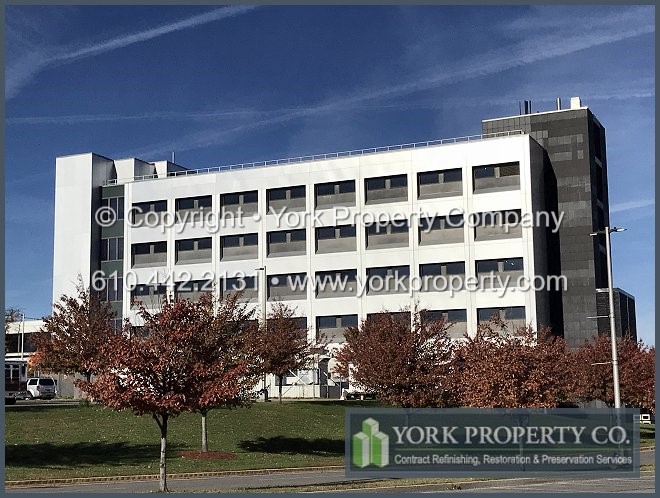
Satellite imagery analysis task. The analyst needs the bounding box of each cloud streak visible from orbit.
[131,7,654,158]
[610,199,655,214]
[5,6,259,99]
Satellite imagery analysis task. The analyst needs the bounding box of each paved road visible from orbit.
[7,450,655,494]
[6,470,369,493]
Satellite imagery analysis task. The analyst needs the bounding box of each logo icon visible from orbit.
[352,418,389,467]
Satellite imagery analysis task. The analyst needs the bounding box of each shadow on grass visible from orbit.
[641,426,655,440]
[238,436,344,456]
[295,400,386,408]
[5,404,86,413]
[5,441,182,469]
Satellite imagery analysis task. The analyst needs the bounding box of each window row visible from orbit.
[131,215,520,268]
[126,258,523,306]
[126,162,521,223]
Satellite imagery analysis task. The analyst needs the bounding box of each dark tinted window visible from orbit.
[390,175,407,188]
[243,191,258,203]
[442,169,462,183]
[366,178,386,190]
[445,262,465,275]
[290,186,306,198]
[269,232,286,244]
[338,181,355,193]
[243,233,258,246]
[503,258,524,271]
[477,260,499,273]
[339,225,356,238]
[197,238,212,250]
[316,183,335,196]
[418,171,439,185]
[223,235,240,247]
[317,227,335,239]
[290,229,306,242]
[474,166,495,179]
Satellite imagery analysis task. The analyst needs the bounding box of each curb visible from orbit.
[4,466,344,488]
[6,448,655,488]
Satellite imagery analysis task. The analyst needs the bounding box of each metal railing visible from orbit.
[104,130,524,186]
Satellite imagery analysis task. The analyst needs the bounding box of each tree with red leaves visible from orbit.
[334,308,458,408]
[247,302,321,404]
[80,297,254,492]
[186,292,260,452]
[454,319,575,408]
[29,279,117,395]
[573,334,655,413]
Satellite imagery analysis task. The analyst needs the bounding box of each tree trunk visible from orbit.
[156,413,169,492]
[201,412,208,452]
[278,376,283,404]
[83,372,91,406]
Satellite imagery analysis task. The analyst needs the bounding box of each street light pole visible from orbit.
[589,226,626,409]
[255,265,267,392]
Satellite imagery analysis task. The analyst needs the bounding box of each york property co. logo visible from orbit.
[352,418,390,467]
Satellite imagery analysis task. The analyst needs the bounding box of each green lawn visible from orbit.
[5,403,655,482]
[5,400,376,481]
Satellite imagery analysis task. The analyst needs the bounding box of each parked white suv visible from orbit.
[26,378,57,400]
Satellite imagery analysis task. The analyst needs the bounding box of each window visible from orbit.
[131,241,167,267]
[223,193,240,205]
[503,258,524,272]
[447,309,467,322]
[476,260,499,273]
[176,196,212,211]
[506,307,526,320]
[499,164,519,176]
[418,172,439,185]
[317,227,335,239]
[366,178,386,190]
[225,276,257,292]
[478,308,500,323]
[474,166,495,179]
[244,234,258,246]
[243,191,258,203]
[178,240,195,251]
[473,162,520,192]
[341,315,358,327]
[268,230,306,256]
[339,225,356,238]
[100,237,124,261]
[102,196,125,220]
[420,263,441,277]
[175,238,212,264]
[445,262,465,275]
[269,232,287,244]
[269,189,287,201]
[221,190,258,211]
[268,186,306,208]
[102,277,123,302]
[316,184,334,196]
[443,169,462,183]
[389,175,407,188]
[197,238,212,250]
[338,181,355,193]
[390,220,409,233]
[317,316,337,329]
[133,200,167,213]
[446,214,464,228]
[223,235,240,248]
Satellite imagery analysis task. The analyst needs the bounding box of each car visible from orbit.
[26,377,57,400]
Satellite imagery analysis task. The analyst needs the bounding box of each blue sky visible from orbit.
[4,5,655,344]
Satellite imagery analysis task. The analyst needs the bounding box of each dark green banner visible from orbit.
[345,408,640,477]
